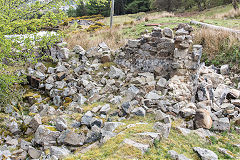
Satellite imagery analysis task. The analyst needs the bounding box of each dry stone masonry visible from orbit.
[1,23,240,160]
[116,24,202,78]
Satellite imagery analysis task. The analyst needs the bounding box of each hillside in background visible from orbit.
[0,1,240,160]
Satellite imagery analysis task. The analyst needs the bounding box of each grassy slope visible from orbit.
[105,4,240,38]
[65,115,240,160]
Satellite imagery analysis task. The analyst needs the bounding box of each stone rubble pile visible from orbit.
[1,24,240,160]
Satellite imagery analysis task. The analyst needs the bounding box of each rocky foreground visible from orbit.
[1,24,240,160]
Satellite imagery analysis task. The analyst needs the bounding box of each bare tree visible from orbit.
[232,0,239,10]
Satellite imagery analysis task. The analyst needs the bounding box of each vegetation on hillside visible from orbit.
[0,0,67,107]
[0,0,239,119]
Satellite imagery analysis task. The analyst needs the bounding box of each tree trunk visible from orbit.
[232,0,239,10]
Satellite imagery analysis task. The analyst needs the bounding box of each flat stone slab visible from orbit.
[123,138,149,154]
[193,147,218,160]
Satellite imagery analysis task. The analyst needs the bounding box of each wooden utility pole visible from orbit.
[110,0,115,29]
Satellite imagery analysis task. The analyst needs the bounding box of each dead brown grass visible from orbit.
[215,8,240,19]
[64,11,175,50]
[193,28,239,58]
[65,25,127,50]
[143,11,175,21]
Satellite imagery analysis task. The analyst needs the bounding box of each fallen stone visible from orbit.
[81,111,93,126]
[28,146,42,159]
[220,64,229,75]
[73,45,85,54]
[58,130,85,146]
[35,62,47,73]
[153,122,171,139]
[34,125,60,146]
[194,109,212,129]
[193,147,218,160]
[85,126,101,144]
[128,39,140,48]
[212,118,230,131]
[108,66,125,79]
[100,104,111,115]
[168,150,190,160]
[231,99,240,107]
[218,147,234,159]
[29,114,42,131]
[8,121,20,134]
[176,127,191,136]
[193,128,215,139]
[102,122,125,132]
[137,132,161,144]
[55,119,67,132]
[121,102,132,115]
[155,110,167,121]
[50,146,71,159]
[20,139,31,151]
[163,28,173,38]
[90,118,103,128]
[131,107,146,116]
[123,138,149,154]
[6,138,18,146]
[145,91,162,100]
[180,108,196,118]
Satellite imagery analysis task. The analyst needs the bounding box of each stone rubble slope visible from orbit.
[1,23,240,160]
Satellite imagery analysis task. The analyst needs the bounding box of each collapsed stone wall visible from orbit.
[115,24,203,79]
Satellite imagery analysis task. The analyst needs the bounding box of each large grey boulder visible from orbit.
[8,121,20,134]
[193,147,218,160]
[180,108,196,118]
[137,132,161,145]
[155,110,167,121]
[60,48,70,59]
[81,111,94,126]
[55,119,67,132]
[35,62,47,73]
[28,146,42,159]
[168,150,190,160]
[50,146,71,159]
[218,147,234,159]
[98,42,110,52]
[20,139,31,151]
[29,114,42,131]
[34,125,60,146]
[90,117,103,128]
[131,107,146,117]
[34,71,45,80]
[100,104,111,115]
[121,102,132,115]
[57,130,85,146]
[220,64,229,75]
[145,91,162,100]
[153,122,171,139]
[85,126,101,144]
[128,39,140,48]
[108,66,125,79]
[123,138,149,154]
[163,28,174,38]
[212,117,230,131]
[56,65,68,73]
[73,45,85,54]
[102,122,125,132]
[194,109,212,129]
